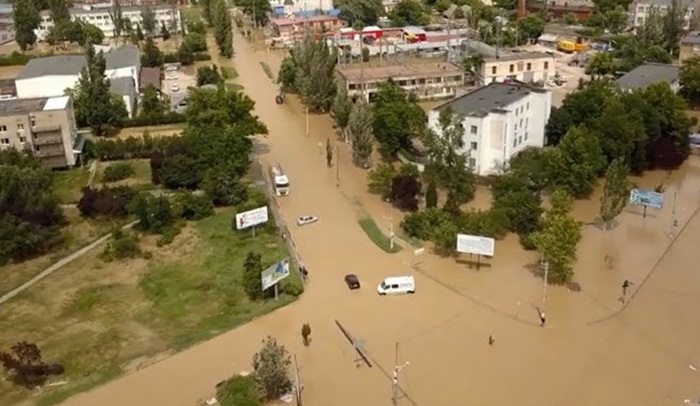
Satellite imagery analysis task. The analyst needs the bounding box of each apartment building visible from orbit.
[628,0,694,29]
[0,96,82,169]
[337,63,465,103]
[0,22,15,45]
[269,0,335,16]
[35,3,182,40]
[427,82,551,176]
[271,15,347,41]
[477,52,556,86]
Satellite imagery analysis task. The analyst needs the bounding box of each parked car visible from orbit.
[377,276,415,295]
[296,215,318,226]
[344,274,361,290]
[171,83,181,92]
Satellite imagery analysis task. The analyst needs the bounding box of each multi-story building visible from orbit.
[477,52,556,86]
[427,82,551,176]
[0,96,82,169]
[271,15,347,41]
[0,22,15,45]
[628,0,694,29]
[35,3,182,40]
[337,63,465,103]
[270,0,335,16]
[528,0,595,20]
[680,33,700,62]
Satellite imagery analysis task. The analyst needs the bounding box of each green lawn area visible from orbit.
[259,62,275,81]
[226,83,244,91]
[96,159,153,187]
[0,206,302,406]
[221,66,239,80]
[52,166,92,204]
[181,6,202,23]
[358,217,402,253]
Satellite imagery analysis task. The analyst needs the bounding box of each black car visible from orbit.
[344,274,361,290]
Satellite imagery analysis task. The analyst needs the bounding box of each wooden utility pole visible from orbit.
[294,354,302,405]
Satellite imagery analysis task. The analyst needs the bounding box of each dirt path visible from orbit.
[57,28,700,406]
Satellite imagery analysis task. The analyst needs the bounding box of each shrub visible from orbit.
[85,134,182,161]
[121,111,186,128]
[128,193,176,233]
[77,186,135,217]
[216,374,263,406]
[103,162,135,182]
[156,224,182,247]
[101,229,141,261]
[172,191,215,220]
[389,174,421,211]
[0,51,33,66]
[282,281,303,296]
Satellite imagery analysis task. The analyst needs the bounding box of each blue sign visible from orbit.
[629,189,664,209]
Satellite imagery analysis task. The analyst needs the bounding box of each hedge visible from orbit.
[122,112,186,128]
[0,52,33,67]
[163,51,212,65]
[84,134,182,161]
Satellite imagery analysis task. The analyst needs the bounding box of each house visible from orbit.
[616,62,680,93]
[271,15,347,41]
[0,96,83,169]
[478,52,556,86]
[139,67,162,93]
[427,82,552,176]
[628,0,694,29]
[110,77,137,118]
[14,46,141,117]
[336,63,465,103]
[679,33,700,62]
[528,0,595,20]
[269,0,335,16]
[0,22,15,45]
[35,3,182,40]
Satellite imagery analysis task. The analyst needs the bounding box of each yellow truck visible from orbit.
[557,39,588,53]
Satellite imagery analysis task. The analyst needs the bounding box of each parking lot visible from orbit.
[162,64,197,102]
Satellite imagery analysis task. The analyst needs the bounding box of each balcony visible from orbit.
[35,146,65,158]
[33,124,61,133]
[33,135,63,146]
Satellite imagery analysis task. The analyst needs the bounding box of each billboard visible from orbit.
[629,189,664,209]
[262,259,290,290]
[235,206,269,230]
[456,234,495,256]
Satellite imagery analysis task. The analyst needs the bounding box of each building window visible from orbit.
[470,125,477,134]
[527,102,530,110]
[514,123,518,131]
[526,62,531,70]
[509,64,514,73]
[0,125,6,132]
[518,136,522,144]
[17,123,24,131]
[30,116,36,127]
[491,66,496,75]
[513,137,517,147]
[468,158,476,167]
[520,118,523,127]
[19,136,26,143]
[524,132,528,141]
[471,141,478,150]
[544,61,549,70]
[526,118,529,128]
[0,138,8,144]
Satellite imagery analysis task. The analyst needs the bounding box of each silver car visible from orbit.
[296,215,318,226]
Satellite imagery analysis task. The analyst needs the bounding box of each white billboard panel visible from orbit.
[456,234,495,256]
[235,206,269,230]
[261,259,290,290]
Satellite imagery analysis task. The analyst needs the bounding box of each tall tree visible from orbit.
[293,34,337,111]
[213,0,233,58]
[373,80,425,156]
[331,87,353,140]
[252,336,292,400]
[239,0,271,26]
[599,159,630,230]
[242,251,263,299]
[336,0,384,27]
[422,107,475,211]
[680,56,700,105]
[13,0,41,51]
[390,0,429,27]
[72,46,128,136]
[109,0,125,42]
[201,0,214,27]
[546,126,605,198]
[531,190,582,284]
[139,85,167,116]
[347,102,374,167]
[49,0,71,24]
[140,37,163,67]
[140,4,157,37]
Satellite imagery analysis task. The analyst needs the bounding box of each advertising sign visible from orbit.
[456,234,495,256]
[261,259,290,291]
[629,189,664,209]
[235,206,269,230]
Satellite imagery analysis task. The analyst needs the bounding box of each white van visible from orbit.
[377,276,415,295]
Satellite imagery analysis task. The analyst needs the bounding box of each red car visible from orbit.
[344,274,361,290]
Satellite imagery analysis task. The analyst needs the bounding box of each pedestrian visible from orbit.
[539,312,546,327]
[621,279,631,303]
[488,335,495,345]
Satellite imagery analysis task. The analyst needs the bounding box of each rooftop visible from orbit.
[140,67,161,90]
[17,46,140,79]
[39,3,175,16]
[616,62,679,91]
[109,77,135,96]
[483,51,554,63]
[272,15,341,27]
[43,96,70,111]
[338,62,463,82]
[434,82,547,117]
[681,34,700,45]
[0,97,49,117]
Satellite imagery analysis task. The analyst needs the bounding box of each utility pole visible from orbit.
[391,342,409,405]
[383,203,395,250]
[305,107,309,136]
[294,355,302,406]
[542,259,549,309]
[336,144,340,185]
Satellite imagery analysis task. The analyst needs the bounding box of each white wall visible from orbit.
[107,66,140,92]
[15,75,79,99]
[269,0,335,13]
[428,89,552,176]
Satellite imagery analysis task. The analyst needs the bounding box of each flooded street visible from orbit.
[60,30,700,406]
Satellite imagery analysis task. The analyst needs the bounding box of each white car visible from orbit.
[296,215,318,226]
[171,83,181,92]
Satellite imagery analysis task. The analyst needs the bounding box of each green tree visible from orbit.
[184,86,267,135]
[516,14,545,43]
[347,102,374,167]
[425,180,438,208]
[196,65,223,86]
[159,21,171,40]
[129,193,176,234]
[422,107,475,211]
[546,126,605,198]
[109,0,126,42]
[373,80,425,156]
[592,98,646,166]
[14,0,41,51]
[140,4,157,36]
[599,158,630,230]
[73,46,128,136]
[80,22,105,46]
[367,163,396,197]
[680,56,700,104]
[585,52,618,77]
[491,174,542,235]
[238,0,271,26]
[331,87,353,140]
[242,251,263,299]
[531,190,582,284]
[293,34,337,111]
[216,374,263,406]
[202,167,248,206]
[139,85,166,116]
[135,23,145,41]
[49,0,71,24]
[336,0,384,26]
[390,0,429,26]
[141,37,163,67]
[642,82,693,169]
[201,0,214,26]
[277,54,298,91]
[252,336,292,400]
[214,0,234,58]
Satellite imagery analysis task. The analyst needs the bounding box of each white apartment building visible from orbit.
[477,51,556,86]
[428,82,552,176]
[35,3,182,40]
[628,0,694,28]
[270,0,334,16]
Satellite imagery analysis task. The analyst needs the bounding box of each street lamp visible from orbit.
[391,361,410,404]
[384,199,395,250]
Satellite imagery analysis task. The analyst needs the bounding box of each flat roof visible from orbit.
[434,82,547,117]
[338,62,463,82]
[272,15,341,27]
[17,46,139,79]
[484,51,554,63]
[682,34,700,45]
[616,62,679,91]
[39,4,175,16]
[0,97,49,117]
[43,96,70,111]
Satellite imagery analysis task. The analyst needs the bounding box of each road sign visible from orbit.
[235,206,269,230]
[456,234,495,256]
[629,189,664,209]
[262,259,290,291]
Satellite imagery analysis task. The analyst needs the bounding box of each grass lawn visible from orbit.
[181,6,202,23]
[0,206,302,406]
[259,62,275,81]
[52,166,92,204]
[358,217,402,253]
[226,83,245,91]
[95,159,153,187]
[221,66,239,80]
[114,123,185,140]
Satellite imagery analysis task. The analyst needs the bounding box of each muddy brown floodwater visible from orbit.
[60,30,700,406]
